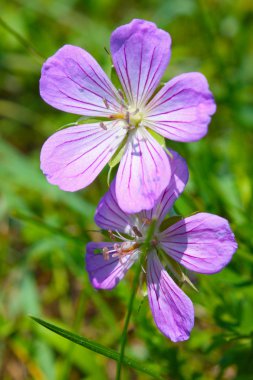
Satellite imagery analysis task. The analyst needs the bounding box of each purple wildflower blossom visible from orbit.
[40,19,216,213]
[85,151,237,342]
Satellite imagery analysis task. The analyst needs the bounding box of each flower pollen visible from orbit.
[102,240,140,265]
[109,107,144,130]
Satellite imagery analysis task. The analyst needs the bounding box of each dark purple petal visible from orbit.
[110,19,171,108]
[40,45,121,117]
[85,242,138,289]
[159,213,237,274]
[147,251,194,342]
[40,121,127,191]
[115,127,171,213]
[138,150,188,226]
[145,73,216,142]
[95,179,136,234]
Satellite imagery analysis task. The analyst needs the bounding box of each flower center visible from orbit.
[127,107,143,128]
[102,241,140,264]
[109,107,143,130]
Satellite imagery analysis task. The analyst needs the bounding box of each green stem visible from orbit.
[115,260,142,380]
[0,17,44,63]
[116,220,156,379]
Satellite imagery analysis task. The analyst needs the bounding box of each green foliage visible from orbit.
[32,316,163,379]
[108,136,128,169]
[1,0,253,379]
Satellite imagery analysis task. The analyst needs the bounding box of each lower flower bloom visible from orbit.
[85,151,237,342]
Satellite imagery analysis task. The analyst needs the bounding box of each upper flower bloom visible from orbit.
[40,19,216,213]
[85,151,237,342]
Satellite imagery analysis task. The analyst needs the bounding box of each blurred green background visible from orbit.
[1,0,253,379]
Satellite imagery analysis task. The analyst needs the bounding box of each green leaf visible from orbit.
[159,216,182,232]
[77,116,109,124]
[31,317,164,379]
[147,128,166,148]
[162,252,198,292]
[57,116,108,131]
[149,82,165,98]
[107,166,113,186]
[108,136,127,168]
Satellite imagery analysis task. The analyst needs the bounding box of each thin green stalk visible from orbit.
[115,260,142,380]
[115,219,156,380]
[0,17,44,63]
[31,316,163,379]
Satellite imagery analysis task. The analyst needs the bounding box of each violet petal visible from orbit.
[95,179,136,235]
[115,127,171,213]
[86,242,138,290]
[147,251,194,342]
[145,73,216,142]
[110,19,171,108]
[159,213,238,274]
[138,150,188,226]
[40,44,121,117]
[40,121,127,191]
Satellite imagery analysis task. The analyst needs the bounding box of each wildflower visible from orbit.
[40,19,216,213]
[85,152,237,342]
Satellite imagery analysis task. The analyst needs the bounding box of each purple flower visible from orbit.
[85,152,237,342]
[40,19,216,213]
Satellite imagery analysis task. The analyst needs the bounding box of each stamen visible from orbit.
[141,265,146,274]
[142,217,152,225]
[114,230,128,241]
[123,125,135,130]
[131,108,139,116]
[113,243,120,251]
[118,89,125,100]
[132,226,142,238]
[103,98,109,109]
[108,230,115,240]
[111,241,140,260]
[115,89,127,110]
[100,122,107,130]
[125,111,130,125]
[102,247,109,260]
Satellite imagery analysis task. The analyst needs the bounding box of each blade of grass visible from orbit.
[31,317,163,380]
[0,17,44,63]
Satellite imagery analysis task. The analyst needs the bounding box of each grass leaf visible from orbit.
[31,316,164,379]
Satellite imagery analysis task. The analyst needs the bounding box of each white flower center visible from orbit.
[101,218,159,265]
[127,107,143,128]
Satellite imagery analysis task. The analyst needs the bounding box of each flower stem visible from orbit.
[0,17,44,63]
[115,260,142,380]
[116,220,156,379]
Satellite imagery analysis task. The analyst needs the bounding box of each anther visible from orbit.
[103,98,109,109]
[113,243,121,252]
[132,226,143,238]
[142,217,152,225]
[108,230,115,240]
[102,247,109,260]
[125,111,130,125]
[123,124,135,130]
[118,89,124,100]
[100,122,107,130]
